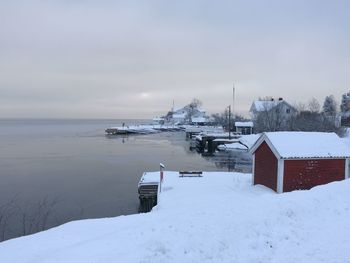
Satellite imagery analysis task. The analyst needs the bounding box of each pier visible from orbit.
[138,170,203,212]
[138,172,160,212]
[106,125,182,135]
[185,126,224,139]
[194,132,241,152]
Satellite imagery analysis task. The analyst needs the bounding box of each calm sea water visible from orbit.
[0,119,243,240]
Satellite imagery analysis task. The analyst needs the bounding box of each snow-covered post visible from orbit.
[159,163,165,192]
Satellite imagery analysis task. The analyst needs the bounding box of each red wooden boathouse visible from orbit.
[250,132,350,193]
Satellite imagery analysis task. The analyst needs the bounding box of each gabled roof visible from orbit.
[251,100,280,112]
[250,100,296,113]
[250,132,350,159]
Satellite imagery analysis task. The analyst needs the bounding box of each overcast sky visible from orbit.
[1,0,350,119]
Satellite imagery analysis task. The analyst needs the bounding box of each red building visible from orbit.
[250,132,350,193]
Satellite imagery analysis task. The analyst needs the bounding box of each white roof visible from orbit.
[235,121,254,127]
[152,117,164,121]
[251,132,350,159]
[191,117,207,123]
[251,100,280,112]
[172,113,187,119]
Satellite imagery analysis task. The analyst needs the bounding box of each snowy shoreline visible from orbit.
[1,171,350,262]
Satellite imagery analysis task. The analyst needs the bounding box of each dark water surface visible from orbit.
[0,119,240,240]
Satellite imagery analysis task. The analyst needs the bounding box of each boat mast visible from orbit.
[232,83,235,119]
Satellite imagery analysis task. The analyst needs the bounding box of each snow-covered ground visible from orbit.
[1,171,350,262]
[218,134,260,151]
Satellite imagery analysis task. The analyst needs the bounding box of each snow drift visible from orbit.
[0,172,349,263]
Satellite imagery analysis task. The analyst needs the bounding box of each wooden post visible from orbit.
[160,163,165,192]
[228,105,231,140]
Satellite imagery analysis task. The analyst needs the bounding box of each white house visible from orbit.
[249,98,297,131]
[171,105,207,124]
[249,98,296,120]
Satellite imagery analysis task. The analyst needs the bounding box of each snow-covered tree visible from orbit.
[340,91,350,115]
[322,95,337,116]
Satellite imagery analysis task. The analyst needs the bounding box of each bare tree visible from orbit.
[22,196,61,234]
[186,98,203,123]
[308,98,321,113]
[0,195,63,242]
[0,197,17,241]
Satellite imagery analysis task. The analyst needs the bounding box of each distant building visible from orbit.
[171,105,207,124]
[152,117,165,125]
[250,98,296,120]
[235,121,253,135]
[250,132,350,193]
[249,98,297,132]
[191,116,210,126]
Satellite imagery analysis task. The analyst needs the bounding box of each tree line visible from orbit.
[211,93,348,136]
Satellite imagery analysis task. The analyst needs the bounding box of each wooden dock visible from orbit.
[138,172,160,212]
[185,126,224,139]
[106,125,182,135]
[138,170,204,212]
[194,133,241,152]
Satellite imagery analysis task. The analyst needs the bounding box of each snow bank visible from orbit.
[1,172,350,263]
[219,134,260,151]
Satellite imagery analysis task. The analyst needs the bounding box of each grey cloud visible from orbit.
[0,1,350,118]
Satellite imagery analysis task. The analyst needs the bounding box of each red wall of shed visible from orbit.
[283,159,345,192]
[254,141,278,191]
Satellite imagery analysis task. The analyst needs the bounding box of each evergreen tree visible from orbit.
[340,91,350,115]
[322,95,337,116]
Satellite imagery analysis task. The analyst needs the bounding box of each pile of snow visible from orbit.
[219,134,260,151]
[1,172,350,262]
[238,134,260,149]
[218,142,248,151]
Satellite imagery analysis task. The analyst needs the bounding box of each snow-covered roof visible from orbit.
[172,113,187,119]
[235,121,254,127]
[152,117,164,121]
[251,100,280,112]
[191,117,207,123]
[251,132,350,159]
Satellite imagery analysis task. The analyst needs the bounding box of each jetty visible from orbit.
[138,172,160,212]
[138,170,203,212]
[185,126,224,139]
[105,125,182,135]
[194,132,241,152]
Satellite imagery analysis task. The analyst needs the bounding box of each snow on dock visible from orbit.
[185,126,224,138]
[105,124,182,135]
[2,171,350,262]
